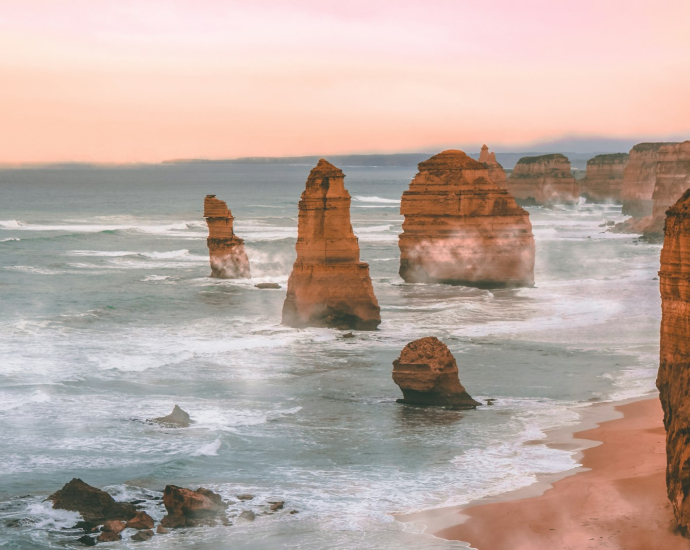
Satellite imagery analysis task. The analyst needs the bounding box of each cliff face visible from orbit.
[392,336,480,408]
[658,188,690,535]
[580,153,628,202]
[506,153,579,205]
[203,195,251,279]
[642,142,690,242]
[281,160,381,330]
[398,150,535,288]
[479,144,508,188]
[621,142,677,217]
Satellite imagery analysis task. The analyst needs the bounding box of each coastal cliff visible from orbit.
[398,149,535,287]
[281,160,381,330]
[203,195,251,279]
[506,153,578,205]
[658,188,690,535]
[580,153,628,203]
[621,142,677,217]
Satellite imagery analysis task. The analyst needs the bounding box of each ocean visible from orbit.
[0,163,661,549]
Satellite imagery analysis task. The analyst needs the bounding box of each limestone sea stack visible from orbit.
[506,153,579,205]
[281,160,381,330]
[642,141,690,242]
[658,188,690,535]
[478,144,508,187]
[620,142,678,217]
[579,153,629,203]
[392,337,480,408]
[398,150,535,287]
[203,195,251,279]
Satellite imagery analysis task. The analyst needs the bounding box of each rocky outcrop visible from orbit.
[479,144,508,188]
[658,188,690,535]
[392,337,480,408]
[125,511,154,530]
[282,160,381,330]
[642,142,690,242]
[152,405,193,427]
[398,150,535,287]
[506,153,579,205]
[579,153,628,202]
[621,142,677,217]
[203,195,251,279]
[160,485,228,528]
[49,479,137,524]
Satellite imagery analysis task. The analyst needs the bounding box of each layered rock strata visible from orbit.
[621,142,677,217]
[282,160,381,330]
[398,149,535,287]
[658,188,690,535]
[478,144,508,188]
[579,153,628,202]
[392,337,480,408]
[642,142,690,242]
[506,153,579,205]
[203,195,250,279]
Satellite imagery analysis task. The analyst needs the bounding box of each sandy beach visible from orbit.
[418,398,689,549]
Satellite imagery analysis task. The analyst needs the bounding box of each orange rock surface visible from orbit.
[398,150,534,287]
[281,160,381,330]
[392,337,480,408]
[478,144,508,188]
[203,195,251,279]
[506,153,578,205]
[161,485,227,528]
[658,187,690,535]
[642,141,690,242]
[579,153,628,202]
[621,142,677,217]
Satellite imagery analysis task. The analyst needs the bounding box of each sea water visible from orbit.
[0,164,661,549]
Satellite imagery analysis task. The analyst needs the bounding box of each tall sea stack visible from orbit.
[398,150,535,288]
[579,153,628,203]
[203,195,251,279]
[658,188,690,535]
[506,153,579,205]
[478,144,508,188]
[620,142,677,217]
[281,160,381,330]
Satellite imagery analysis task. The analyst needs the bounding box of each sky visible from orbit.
[1,0,689,163]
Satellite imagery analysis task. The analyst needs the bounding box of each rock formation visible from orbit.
[49,479,137,524]
[642,142,690,242]
[579,153,628,203]
[152,405,193,427]
[392,337,480,408]
[281,159,381,330]
[479,144,508,188]
[160,485,228,528]
[203,195,251,279]
[506,153,579,205]
[398,150,535,287]
[620,142,677,217]
[125,511,154,530]
[658,188,690,535]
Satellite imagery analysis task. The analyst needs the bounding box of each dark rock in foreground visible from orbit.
[49,478,137,524]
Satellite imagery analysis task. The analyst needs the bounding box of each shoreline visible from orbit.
[399,394,687,549]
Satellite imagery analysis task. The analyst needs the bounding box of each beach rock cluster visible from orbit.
[398,149,535,288]
[658,188,690,535]
[579,153,628,203]
[620,142,677,217]
[203,194,251,279]
[281,159,381,330]
[392,337,480,409]
[506,153,579,205]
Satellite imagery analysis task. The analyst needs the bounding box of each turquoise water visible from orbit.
[0,164,660,548]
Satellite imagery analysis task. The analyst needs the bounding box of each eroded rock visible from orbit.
[125,511,154,530]
[580,153,628,203]
[204,195,251,279]
[49,478,137,524]
[160,485,227,528]
[152,405,193,428]
[506,153,578,205]
[621,142,678,217]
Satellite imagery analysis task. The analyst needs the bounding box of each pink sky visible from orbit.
[1,0,689,163]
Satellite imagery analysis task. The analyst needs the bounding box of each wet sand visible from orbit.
[429,398,688,549]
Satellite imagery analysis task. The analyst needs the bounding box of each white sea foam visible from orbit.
[0,237,20,242]
[352,196,401,204]
[192,437,222,456]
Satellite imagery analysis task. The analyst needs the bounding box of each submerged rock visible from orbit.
[579,153,628,203]
[49,478,137,524]
[152,405,193,428]
[392,337,480,409]
[255,282,281,289]
[203,194,251,279]
[506,153,578,205]
[97,531,121,542]
[131,529,154,542]
[160,485,227,528]
[76,535,96,547]
[156,524,170,534]
[282,160,381,330]
[239,510,255,521]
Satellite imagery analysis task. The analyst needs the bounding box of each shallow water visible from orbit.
[0,164,661,548]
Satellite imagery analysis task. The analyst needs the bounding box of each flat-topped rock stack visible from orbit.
[506,153,579,205]
[658,188,690,535]
[478,144,508,188]
[398,149,535,288]
[282,160,381,330]
[621,142,678,217]
[642,141,690,242]
[579,153,629,203]
[203,195,251,279]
